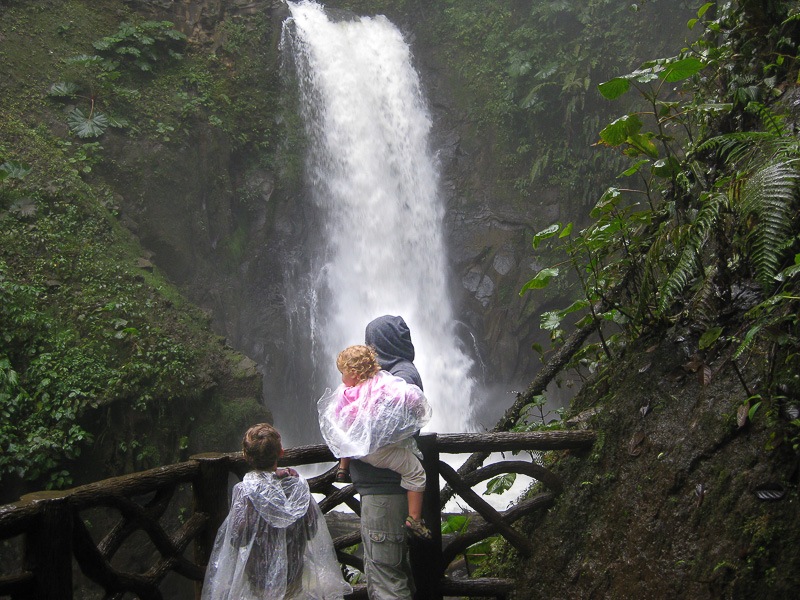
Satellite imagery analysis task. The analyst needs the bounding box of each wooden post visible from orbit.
[191,454,232,600]
[411,433,442,600]
[23,495,72,600]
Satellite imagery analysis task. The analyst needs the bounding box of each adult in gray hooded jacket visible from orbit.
[351,315,423,599]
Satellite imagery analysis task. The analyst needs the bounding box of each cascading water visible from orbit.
[278,1,476,443]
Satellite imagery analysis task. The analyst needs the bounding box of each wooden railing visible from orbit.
[0,430,595,600]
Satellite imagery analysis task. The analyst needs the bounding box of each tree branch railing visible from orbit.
[0,430,594,600]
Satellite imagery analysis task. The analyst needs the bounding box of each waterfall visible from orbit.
[279,1,476,442]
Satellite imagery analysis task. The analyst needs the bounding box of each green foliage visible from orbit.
[441,515,499,568]
[48,20,186,139]
[0,161,30,180]
[738,157,799,288]
[521,0,800,442]
[441,513,471,535]
[0,2,272,492]
[0,192,211,487]
[47,81,80,98]
[484,473,516,495]
[524,0,799,327]
[91,21,186,72]
[511,393,566,433]
[0,272,96,487]
[427,0,689,199]
[598,56,707,101]
[520,267,559,293]
[66,107,111,138]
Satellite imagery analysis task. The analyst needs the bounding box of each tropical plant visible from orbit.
[521,1,799,411]
[0,160,32,182]
[0,193,203,488]
[47,20,186,138]
[0,159,32,208]
[697,115,800,290]
[429,0,689,200]
[91,21,186,72]
[441,515,499,572]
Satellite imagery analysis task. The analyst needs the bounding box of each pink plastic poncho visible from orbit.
[200,470,351,600]
[317,369,432,459]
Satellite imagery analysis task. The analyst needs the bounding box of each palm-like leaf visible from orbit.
[67,108,110,138]
[48,82,79,98]
[0,161,32,180]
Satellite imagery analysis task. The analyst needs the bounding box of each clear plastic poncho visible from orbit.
[201,470,351,600]
[318,370,432,459]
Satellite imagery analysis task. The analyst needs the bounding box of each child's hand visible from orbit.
[275,467,299,478]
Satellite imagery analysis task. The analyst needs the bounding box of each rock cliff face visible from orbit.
[95,0,532,434]
[96,0,301,428]
[126,0,286,45]
[101,0,565,433]
[102,0,688,431]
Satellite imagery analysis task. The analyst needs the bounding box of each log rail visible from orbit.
[0,430,594,600]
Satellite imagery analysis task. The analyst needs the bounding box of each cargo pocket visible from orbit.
[368,530,404,568]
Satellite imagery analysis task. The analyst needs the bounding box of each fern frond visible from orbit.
[737,158,800,288]
[689,264,720,328]
[634,213,692,315]
[746,102,786,137]
[733,324,761,360]
[635,231,668,321]
[697,130,800,167]
[658,193,725,313]
[697,131,774,163]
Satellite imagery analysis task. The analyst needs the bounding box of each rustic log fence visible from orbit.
[0,430,595,600]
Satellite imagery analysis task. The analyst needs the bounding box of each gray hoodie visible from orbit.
[350,315,423,494]
[365,314,423,390]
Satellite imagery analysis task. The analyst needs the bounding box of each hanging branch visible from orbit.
[440,270,636,507]
[440,315,599,506]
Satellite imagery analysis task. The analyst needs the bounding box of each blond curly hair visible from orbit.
[336,345,381,385]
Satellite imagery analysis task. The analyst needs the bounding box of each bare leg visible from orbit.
[336,457,351,482]
[404,491,432,540]
[407,489,423,521]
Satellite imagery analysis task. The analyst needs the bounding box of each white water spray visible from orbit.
[281,1,475,436]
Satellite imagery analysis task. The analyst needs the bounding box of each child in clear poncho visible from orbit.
[200,423,351,600]
[317,345,433,539]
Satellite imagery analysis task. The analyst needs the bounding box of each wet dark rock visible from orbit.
[628,430,645,456]
[496,331,800,599]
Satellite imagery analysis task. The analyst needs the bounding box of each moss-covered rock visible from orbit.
[0,0,269,501]
[489,329,800,599]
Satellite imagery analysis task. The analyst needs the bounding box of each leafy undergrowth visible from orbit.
[487,323,800,598]
[478,2,800,597]
[0,168,266,497]
[0,0,270,499]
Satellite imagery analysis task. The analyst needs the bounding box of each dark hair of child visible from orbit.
[242,423,282,470]
[336,345,381,385]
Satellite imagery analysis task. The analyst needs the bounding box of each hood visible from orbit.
[364,315,415,369]
[241,471,311,528]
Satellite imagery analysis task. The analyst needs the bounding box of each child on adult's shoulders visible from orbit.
[318,344,433,540]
